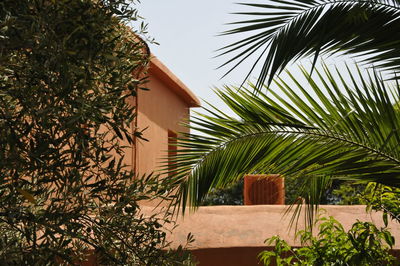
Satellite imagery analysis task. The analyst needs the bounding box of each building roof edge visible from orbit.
[149,56,201,108]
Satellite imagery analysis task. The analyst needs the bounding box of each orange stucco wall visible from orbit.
[162,205,400,249]
[108,56,199,178]
[135,71,191,176]
[140,205,400,265]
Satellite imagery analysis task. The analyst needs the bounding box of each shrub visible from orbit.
[259,213,396,266]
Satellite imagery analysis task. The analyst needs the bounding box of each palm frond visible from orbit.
[219,0,400,88]
[165,64,400,219]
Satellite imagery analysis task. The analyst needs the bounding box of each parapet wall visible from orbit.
[144,205,400,250]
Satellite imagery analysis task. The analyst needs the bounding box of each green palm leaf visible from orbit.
[164,64,400,224]
[219,0,400,88]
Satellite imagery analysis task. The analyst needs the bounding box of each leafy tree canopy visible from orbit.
[0,0,192,264]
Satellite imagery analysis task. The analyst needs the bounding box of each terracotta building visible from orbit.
[117,56,200,177]
[135,57,200,175]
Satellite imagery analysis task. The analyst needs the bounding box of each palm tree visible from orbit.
[165,0,400,224]
[219,0,400,88]
[167,65,400,225]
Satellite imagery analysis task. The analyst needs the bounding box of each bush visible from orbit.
[259,213,396,266]
[0,0,193,264]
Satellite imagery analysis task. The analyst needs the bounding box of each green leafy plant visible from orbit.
[167,64,400,227]
[331,182,367,205]
[201,179,244,206]
[363,183,400,226]
[0,0,194,264]
[334,181,400,224]
[259,213,396,266]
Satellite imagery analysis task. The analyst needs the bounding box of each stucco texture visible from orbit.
[140,205,400,265]
[135,57,199,177]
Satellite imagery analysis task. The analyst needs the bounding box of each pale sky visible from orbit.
[136,1,368,112]
[138,0,265,109]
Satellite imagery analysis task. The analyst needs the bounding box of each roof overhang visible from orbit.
[149,56,201,108]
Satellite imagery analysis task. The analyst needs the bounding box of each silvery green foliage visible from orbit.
[0,1,193,264]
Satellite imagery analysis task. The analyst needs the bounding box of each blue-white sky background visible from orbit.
[136,1,375,115]
[138,0,253,110]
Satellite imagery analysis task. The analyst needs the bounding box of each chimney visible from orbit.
[243,174,285,205]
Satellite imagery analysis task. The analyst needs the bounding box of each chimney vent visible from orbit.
[244,174,285,205]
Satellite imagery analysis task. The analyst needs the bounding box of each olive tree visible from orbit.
[0,0,192,264]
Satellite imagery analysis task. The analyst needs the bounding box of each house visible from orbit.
[125,56,400,266]
[135,56,200,176]
[133,58,400,266]
[116,55,200,178]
